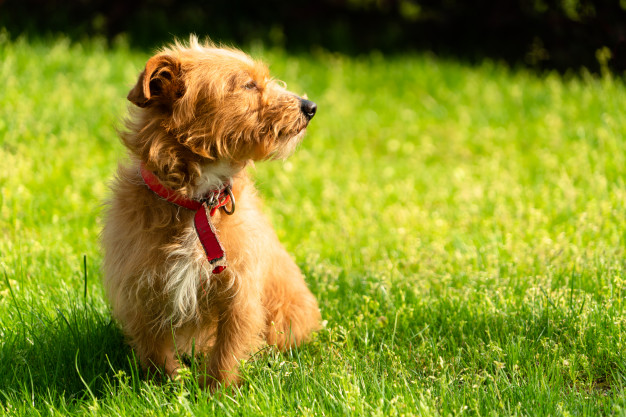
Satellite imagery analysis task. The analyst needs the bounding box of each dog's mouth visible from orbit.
[279,115,309,139]
[292,119,310,141]
[297,123,308,135]
[269,127,307,160]
[278,127,306,144]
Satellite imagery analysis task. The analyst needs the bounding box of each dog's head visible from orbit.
[125,37,315,167]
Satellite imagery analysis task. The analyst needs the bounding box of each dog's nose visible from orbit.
[300,99,317,120]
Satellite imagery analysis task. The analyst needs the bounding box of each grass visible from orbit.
[0,32,625,415]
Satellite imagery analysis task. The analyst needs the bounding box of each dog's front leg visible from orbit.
[200,276,264,391]
[130,329,183,381]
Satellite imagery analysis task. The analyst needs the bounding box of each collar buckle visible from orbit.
[200,192,220,209]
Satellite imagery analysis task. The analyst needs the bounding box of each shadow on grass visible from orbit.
[0,292,137,404]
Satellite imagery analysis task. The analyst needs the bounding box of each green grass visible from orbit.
[1,32,625,415]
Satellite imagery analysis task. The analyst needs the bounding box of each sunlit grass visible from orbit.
[0,33,625,415]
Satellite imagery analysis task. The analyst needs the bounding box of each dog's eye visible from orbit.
[243,81,258,91]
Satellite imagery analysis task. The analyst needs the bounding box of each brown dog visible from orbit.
[102,37,320,390]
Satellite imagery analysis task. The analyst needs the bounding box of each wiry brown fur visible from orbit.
[102,36,320,390]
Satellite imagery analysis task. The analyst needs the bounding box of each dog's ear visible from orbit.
[127,54,184,108]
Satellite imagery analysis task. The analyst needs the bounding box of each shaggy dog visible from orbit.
[102,37,320,390]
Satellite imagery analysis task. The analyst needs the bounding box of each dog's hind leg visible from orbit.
[263,249,321,350]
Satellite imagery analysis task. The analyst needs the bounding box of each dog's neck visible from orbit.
[193,160,241,199]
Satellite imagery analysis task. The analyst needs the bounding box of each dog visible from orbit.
[101,36,321,390]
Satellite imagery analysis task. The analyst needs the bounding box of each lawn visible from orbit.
[0,33,625,416]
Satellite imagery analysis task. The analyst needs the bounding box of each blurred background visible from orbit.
[1,0,626,73]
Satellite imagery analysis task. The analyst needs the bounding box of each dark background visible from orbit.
[1,0,625,73]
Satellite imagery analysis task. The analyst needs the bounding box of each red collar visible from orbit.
[140,164,235,274]
[140,164,233,215]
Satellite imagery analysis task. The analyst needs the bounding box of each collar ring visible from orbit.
[222,186,236,215]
